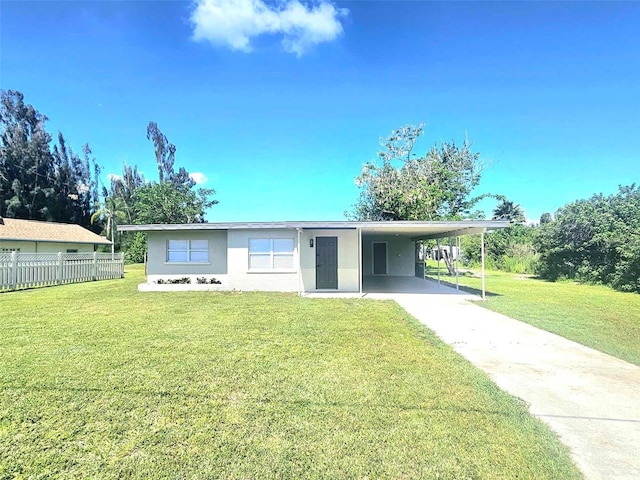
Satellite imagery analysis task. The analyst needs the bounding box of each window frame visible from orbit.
[166,239,210,264]
[248,238,295,272]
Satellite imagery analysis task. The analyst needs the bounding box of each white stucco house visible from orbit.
[119,220,509,294]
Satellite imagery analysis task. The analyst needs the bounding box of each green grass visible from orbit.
[427,262,640,367]
[0,265,581,479]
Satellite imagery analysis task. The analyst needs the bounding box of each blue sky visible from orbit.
[2,1,639,222]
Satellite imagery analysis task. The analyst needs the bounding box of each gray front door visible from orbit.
[316,236,338,289]
[373,242,387,275]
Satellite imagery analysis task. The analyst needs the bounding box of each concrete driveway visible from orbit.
[383,282,640,480]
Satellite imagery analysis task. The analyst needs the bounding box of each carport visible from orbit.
[357,221,510,299]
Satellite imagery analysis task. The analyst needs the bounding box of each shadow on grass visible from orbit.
[424,275,501,298]
[2,382,524,420]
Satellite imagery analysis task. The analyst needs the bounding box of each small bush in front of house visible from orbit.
[156,277,191,284]
[196,277,222,284]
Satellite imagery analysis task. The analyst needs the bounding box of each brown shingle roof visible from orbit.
[0,218,111,245]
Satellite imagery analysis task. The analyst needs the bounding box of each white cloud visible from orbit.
[190,172,208,184]
[107,173,122,182]
[190,0,347,56]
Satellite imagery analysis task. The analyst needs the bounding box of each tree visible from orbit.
[146,121,194,189]
[135,182,217,224]
[134,122,217,225]
[540,212,552,224]
[536,184,640,292]
[350,124,486,221]
[91,195,128,256]
[492,199,526,222]
[0,90,54,220]
[0,90,99,226]
[109,164,145,223]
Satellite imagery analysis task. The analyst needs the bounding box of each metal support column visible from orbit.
[455,236,459,290]
[436,238,441,283]
[481,231,486,301]
[358,228,363,295]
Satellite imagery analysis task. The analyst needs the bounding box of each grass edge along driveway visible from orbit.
[426,264,640,367]
[0,265,582,479]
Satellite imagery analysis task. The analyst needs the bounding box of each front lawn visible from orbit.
[427,263,640,366]
[0,265,581,479]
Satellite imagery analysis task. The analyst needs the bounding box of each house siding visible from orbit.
[300,229,359,292]
[362,234,415,276]
[226,229,299,292]
[146,230,228,283]
[0,240,94,253]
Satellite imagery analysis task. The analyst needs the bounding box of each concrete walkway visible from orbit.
[386,287,640,480]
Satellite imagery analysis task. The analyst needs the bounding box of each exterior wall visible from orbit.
[226,229,299,292]
[362,234,415,276]
[300,229,359,292]
[144,228,360,292]
[0,240,94,253]
[146,230,228,283]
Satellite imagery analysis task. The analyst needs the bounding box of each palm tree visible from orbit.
[492,199,526,222]
[91,196,128,257]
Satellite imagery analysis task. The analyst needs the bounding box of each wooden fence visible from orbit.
[0,252,124,292]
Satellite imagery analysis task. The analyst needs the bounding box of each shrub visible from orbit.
[156,277,191,284]
[196,277,222,285]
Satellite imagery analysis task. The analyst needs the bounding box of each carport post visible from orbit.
[455,236,459,290]
[296,228,303,296]
[358,227,363,294]
[422,241,426,281]
[481,231,486,300]
[436,238,441,283]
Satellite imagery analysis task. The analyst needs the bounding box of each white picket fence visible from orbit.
[0,252,124,292]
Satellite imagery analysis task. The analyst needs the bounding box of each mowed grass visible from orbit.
[0,265,581,479]
[427,263,640,366]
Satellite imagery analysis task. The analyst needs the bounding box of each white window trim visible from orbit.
[166,239,210,264]
[248,238,296,272]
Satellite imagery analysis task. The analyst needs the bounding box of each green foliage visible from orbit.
[108,164,144,224]
[90,195,128,249]
[350,124,488,220]
[134,182,217,224]
[0,90,99,226]
[462,224,539,274]
[540,212,552,224]
[492,198,525,222]
[122,232,147,264]
[536,184,640,293]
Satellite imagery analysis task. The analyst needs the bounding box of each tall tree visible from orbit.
[492,199,526,222]
[109,164,145,223]
[146,121,194,189]
[135,182,216,224]
[137,121,216,224]
[0,90,54,220]
[49,133,97,227]
[0,90,99,226]
[91,195,128,256]
[350,124,486,221]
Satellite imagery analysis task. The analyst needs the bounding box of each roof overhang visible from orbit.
[118,220,511,239]
[0,237,111,245]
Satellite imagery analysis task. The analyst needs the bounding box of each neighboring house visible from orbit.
[0,217,111,253]
[119,220,509,293]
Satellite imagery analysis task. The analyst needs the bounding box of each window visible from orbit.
[249,238,294,270]
[167,239,209,263]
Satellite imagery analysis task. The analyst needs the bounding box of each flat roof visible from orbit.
[118,220,511,240]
